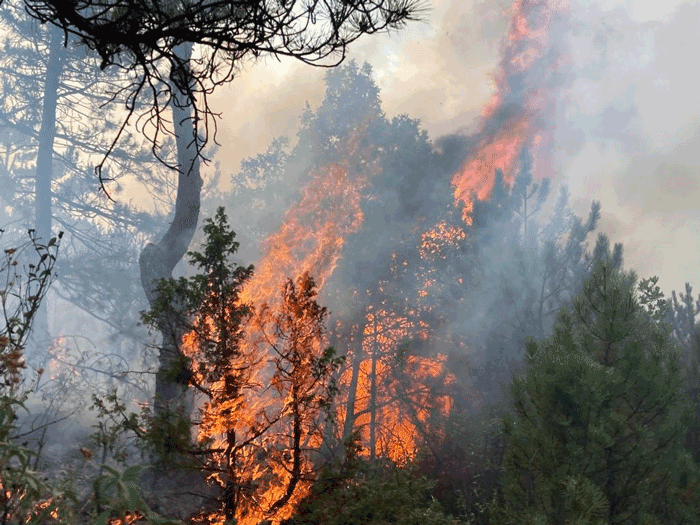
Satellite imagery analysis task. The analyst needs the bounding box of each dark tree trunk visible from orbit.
[139,41,202,420]
[31,25,65,362]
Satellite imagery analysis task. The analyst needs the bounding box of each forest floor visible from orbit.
[38,451,221,524]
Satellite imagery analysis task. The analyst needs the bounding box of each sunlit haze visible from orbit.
[206,0,699,300]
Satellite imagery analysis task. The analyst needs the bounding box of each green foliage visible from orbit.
[141,405,197,469]
[138,207,253,467]
[91,464,184,525]
[0,381,189,525]
[287,453,459,525]
[140,206,254,379]
[0,229,62,391]
[88,387,140,466]
[90,384,199,472]
[0,230,78,524]
[0,231,189,525]
[638,276,671,326]
[411,403,515,525]
[0,234,97,522]
[488,252,699,524]
[466,151,611,412]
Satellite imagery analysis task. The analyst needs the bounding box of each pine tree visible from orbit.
[141,208,343,523]
[488,242,700,525]
[664,283,700,476]
[463,154,607,415]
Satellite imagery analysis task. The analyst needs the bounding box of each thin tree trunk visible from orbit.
[342,328,364,446]
[369,320,378,461]
[139,41,202,422]
[31,25,65,363]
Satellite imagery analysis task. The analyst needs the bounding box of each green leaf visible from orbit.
[100,464,120,478]
[122,464,146,481]
[94,510,112,525]
[126,485,141,509]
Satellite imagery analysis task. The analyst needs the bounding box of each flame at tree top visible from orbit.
[239,118,380,309]
[453,0,569,223]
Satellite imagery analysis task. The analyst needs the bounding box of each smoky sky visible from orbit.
[203,0,700,300]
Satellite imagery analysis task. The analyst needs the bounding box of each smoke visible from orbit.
[196,1,700,458]
[552,0,700,296]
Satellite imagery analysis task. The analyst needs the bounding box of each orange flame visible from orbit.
[187,118,383,525]
[420,221,467,260]
[453,0,569,223]
[239,119,380,309]
[332,300,456,465]
[343,353,454,465]
[186,1,572,516]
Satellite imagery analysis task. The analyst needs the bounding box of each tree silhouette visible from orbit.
[18,0,429,178]
[0,3,170,370]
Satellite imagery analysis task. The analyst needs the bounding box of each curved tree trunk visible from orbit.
[139,41,202,421]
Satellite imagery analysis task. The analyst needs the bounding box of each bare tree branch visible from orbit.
[17,0,430,184]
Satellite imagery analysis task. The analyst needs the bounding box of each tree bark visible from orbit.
[139,41,202,420]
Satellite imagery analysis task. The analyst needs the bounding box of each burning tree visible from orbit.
[142,207,342,524]
[449,0,570,223]
[5,0,430,444]
[139,207,253,468]
[239,272,343,523]
[208,59,467,466]
[179,0,580,484]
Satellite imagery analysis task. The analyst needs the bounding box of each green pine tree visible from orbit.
[488,239,700,525]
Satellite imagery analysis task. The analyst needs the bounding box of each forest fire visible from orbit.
[238,117,381,309]
[181,118,386,525]
[182,0,570,522]
[1,0,694,519]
